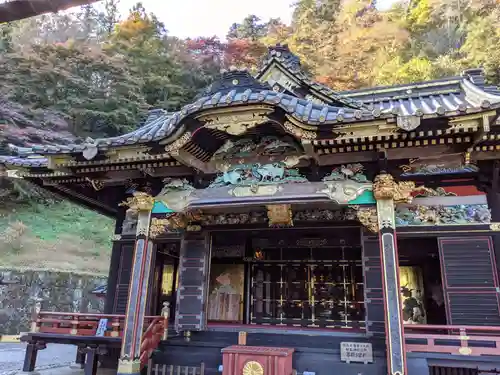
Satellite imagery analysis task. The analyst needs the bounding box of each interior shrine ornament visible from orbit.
[266,204,293,227]
[318,164,373,204]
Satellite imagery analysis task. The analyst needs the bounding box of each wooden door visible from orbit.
[438,237,500,325]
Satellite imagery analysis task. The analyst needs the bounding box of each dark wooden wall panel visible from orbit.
[175,232,210,332]
[363,235,385,336]
[438,237,500,326]
[112,242,135,314]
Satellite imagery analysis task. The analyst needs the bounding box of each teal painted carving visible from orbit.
[209,162,307,188]
[395,204,491,226]
[323,163,369,183]
[211,136,301,161]
[155,178,196,212]
[348,190,376,204]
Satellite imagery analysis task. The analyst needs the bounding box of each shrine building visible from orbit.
[2,44,500,375]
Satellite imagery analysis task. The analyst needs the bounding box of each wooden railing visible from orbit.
[31,304,170,369]
[405,325,500,356]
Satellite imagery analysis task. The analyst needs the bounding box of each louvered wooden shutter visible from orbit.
[175,232,210,332]
[363,235,385,336]
[438,237,500,326]
[113,242,134,314]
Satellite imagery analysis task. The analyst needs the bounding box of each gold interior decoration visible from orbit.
[354,206,378,233]
[120,192,155,212]
[266,204,293,227]
[196,107,273,136]
[242,361,264,375]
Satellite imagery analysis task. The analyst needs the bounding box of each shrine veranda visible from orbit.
[2,45,500,375]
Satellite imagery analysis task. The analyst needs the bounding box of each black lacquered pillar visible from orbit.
[117,192,155,375]
[374,174,407,375]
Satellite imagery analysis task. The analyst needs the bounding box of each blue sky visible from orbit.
[117,0,397,39]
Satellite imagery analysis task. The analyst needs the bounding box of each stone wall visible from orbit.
[0,268,107,334]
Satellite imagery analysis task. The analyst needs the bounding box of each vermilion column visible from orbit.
[117,192,155,375]
[373,174,408,375]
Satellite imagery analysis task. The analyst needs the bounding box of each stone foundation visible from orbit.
[0,268,106,334]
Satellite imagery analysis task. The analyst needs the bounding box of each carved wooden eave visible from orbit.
[194,106,274,136]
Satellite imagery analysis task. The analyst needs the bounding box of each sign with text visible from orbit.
[95,318,108,337]
[340,342,373,364]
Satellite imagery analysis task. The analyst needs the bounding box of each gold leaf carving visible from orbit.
[198,108,273,136]
[373,173,429,204]
[242,361,263,375]
[283,121,317,140]
[354,206,378,233]
[267,204,293,227]
[120,192,155,212]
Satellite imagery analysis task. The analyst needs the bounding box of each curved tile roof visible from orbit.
[0,154,47,168]
[29,70,383,155]
[341,69,500,115]
[1,48,500,165]
[257,44,366,109]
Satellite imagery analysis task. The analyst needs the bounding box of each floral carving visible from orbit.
[293,208,357,222]
[323,163,369,183]
[211,136,301,161]
[395,204,491,226]
[200,211,268,226]
[354,207,379,233]
[120,191,155,212]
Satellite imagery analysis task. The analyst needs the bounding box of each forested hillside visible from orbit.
[0,0,498,272]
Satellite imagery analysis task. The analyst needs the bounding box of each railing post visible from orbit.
[70,314,79,335]
[30,301,41,333]
[162,302,170,340]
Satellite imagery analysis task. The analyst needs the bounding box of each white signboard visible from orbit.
[340,342,373,364]
[95,318,108,337]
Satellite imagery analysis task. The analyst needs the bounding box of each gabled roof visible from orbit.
[340,69,500,115]
[1,46,500,170]
[20,69,385,157]
[256,44,367,109]
[257,45,500,116]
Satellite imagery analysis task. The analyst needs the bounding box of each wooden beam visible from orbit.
[317,145,457,166]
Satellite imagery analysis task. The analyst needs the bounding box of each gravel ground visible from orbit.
[0,343,75,375]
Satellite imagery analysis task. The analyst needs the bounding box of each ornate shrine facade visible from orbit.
[2,45,500,375]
